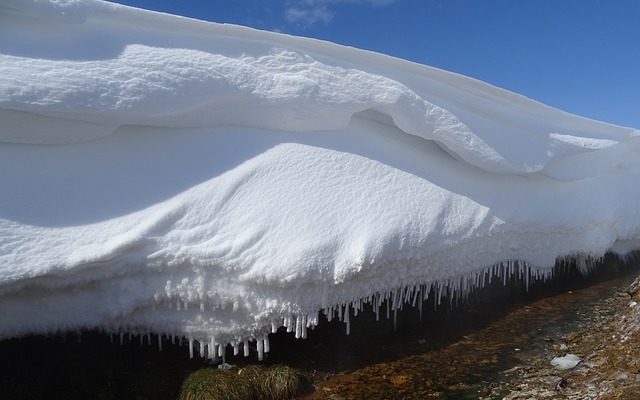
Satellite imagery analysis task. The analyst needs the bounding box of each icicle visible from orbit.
[393,306,398,331]
[286,316,293,333]
[233,342,239,356]
[158,335,163,352]
[199,340,205,358]
[257,338,264,361]
[301,315,308,339]
[243,340,250,357]
[295,315,302,339]
[209,337,216,360]
[404,286,412,305]
[391,289,396,313]
[374,295,380,321]
[449,284,454,309]
[188,338,194,359]
[271,321,278,334]
[109,333,114,344]
[119,332,124,345]
[503,264,508,285]
[386,296,390,319]
[345,304,351,335]
[171,334,176,345]
[264,335,270,353]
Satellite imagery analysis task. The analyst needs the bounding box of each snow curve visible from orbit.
[1,0,639,359]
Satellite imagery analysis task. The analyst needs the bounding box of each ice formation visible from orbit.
[1,0,639,360]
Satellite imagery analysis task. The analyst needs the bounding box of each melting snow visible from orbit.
[1,0,640,359]
[551,354,582,370]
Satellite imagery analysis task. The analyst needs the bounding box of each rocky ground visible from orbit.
[301,264,640,400]
[488,275,640,400]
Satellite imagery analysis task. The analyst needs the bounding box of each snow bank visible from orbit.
[1,0,639,359]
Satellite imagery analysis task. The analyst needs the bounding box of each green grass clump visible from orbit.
[179,368,252,400]
[236,365,267,388]
[179,364,305,400]
[258,365,304,400]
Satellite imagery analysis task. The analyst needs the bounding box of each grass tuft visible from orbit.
[258,365,304,400]
[179,364,305,400]
[179,368,252,400]
[236,364,266,389]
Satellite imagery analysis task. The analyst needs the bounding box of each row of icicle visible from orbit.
[100,255,622,361]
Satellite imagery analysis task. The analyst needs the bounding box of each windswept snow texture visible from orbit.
[1,0,640,356]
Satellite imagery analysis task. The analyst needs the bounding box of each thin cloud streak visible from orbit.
[285,5,334,25]
[285,0,398,27]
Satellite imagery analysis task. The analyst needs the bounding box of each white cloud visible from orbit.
[297,0,396,6]
[285,5,334,25]
[285,0,397,27]
[363,0,397,6]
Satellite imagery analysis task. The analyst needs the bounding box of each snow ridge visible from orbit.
[1,0,640,359]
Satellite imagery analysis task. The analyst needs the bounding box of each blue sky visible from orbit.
[114,0,639,128]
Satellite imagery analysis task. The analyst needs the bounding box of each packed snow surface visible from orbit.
[1,0,640,358]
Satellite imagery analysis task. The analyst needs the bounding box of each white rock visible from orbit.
[551,354,582,370]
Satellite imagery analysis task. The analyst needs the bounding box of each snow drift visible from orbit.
[1,0,639,359]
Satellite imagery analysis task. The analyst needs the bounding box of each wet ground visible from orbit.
[0,256,638,400]
[493,271,640,400]
[293,259,640,399]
